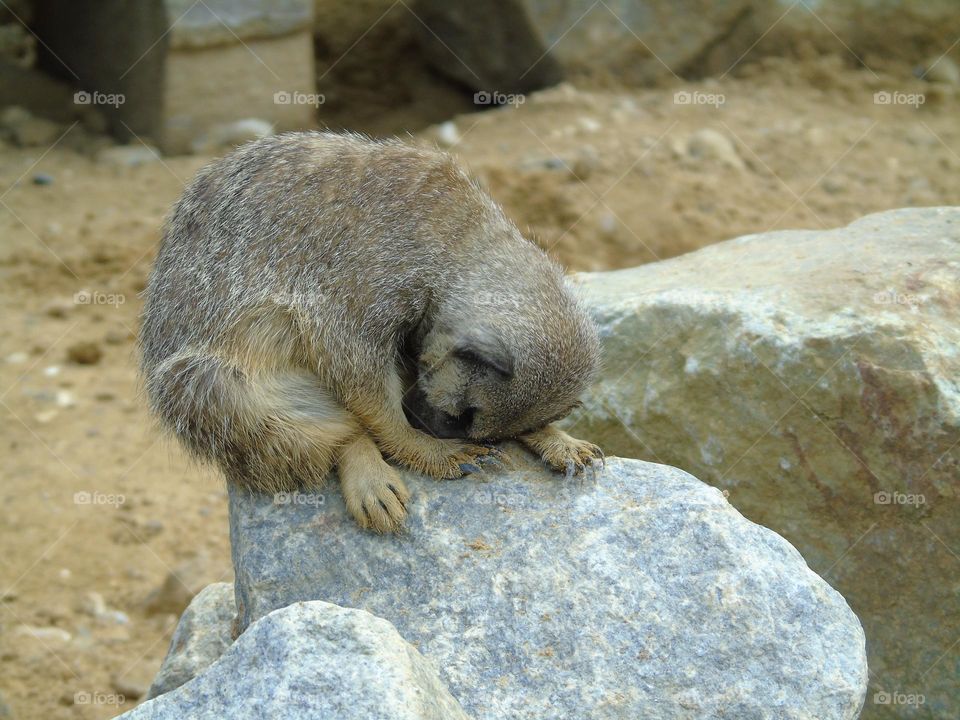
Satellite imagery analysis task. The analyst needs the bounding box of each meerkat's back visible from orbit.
[138,131,601,530]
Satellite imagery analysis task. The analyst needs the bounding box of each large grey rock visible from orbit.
[165,0,312,49]
[121,600,469,720]
[229,448,867,719]
[567,207,960,719]
[147,583,236,699]
[413,0,757,90]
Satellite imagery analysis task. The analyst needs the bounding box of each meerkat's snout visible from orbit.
[402,382,476,439]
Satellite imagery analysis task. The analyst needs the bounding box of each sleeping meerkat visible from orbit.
[139,131,603,533]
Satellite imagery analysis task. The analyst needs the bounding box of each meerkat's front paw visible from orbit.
[342,465,410,533]
[520,425,604,478]
[394,436,501,480]
[339,436,410,533]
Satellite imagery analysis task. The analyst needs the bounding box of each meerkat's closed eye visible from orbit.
[453,335,514,378]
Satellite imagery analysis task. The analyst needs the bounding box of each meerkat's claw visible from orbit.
[476,454,504,470]
[520,425,604,479]
[340,438,410,533]
[353,485,408,534]
[402,438,497,479]
[387,483,407,510]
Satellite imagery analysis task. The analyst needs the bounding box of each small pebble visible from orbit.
[97,145,161,168]
[113,676,149,700]
[578,117,602,133]
[15,625,71,642]
[821,177,845,194]
[34,409,58,423]
[80,591,130,625]
[104,329,131,345]
[55,390,75,408]
[920,56,960,86]
[67,341,103,365]
[686,128,744,170]
[45,301,72,318]
[436,121,461,147]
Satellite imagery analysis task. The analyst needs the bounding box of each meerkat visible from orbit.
[139,131,603,533]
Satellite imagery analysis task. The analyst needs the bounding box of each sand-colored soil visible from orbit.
[0,56,957,718]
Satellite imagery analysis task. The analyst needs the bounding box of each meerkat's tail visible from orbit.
[144,351,358,494]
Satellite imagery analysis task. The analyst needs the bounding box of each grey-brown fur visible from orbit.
[139,131,602,531]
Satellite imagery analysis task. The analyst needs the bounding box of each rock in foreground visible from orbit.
[567,207,959,716]
[147,583,235,699]
[229,449,867,719]
[119,601,469,720]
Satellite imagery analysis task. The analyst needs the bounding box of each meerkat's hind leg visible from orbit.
[146,351,359,495]
[339,433,411,533]
[520,424,604,478]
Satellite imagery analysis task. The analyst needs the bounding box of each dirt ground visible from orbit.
[0,56,958,718]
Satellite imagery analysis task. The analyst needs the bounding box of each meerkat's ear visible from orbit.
[453,330,514,378]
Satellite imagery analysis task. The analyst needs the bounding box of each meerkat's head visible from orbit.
[403,276,600,441]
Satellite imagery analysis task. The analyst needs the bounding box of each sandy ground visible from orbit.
[0,58,958,718]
